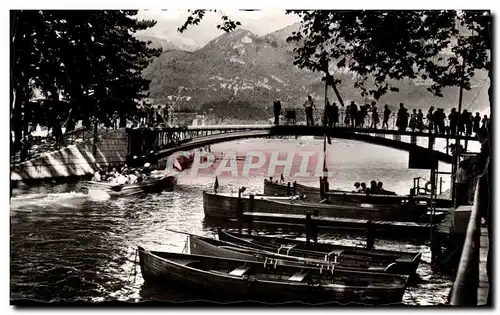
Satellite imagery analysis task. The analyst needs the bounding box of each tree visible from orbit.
[178,10,491,110]
[10,10,161,159]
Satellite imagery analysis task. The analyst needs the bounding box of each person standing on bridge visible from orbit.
[349,101,357,127]
[303,95,316,126]
[330,102,339,127]
[417,109,424,132]
[396,103,408,132]
[448,108,459,136]
[273,98,282,126]
[370,103,379,129]
[382,105,391,129]
[473,112,481,136]
[322,97,332,126]
[426,106,435,133]
[409,109,418,132]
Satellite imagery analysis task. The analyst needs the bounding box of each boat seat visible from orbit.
[229,265,252,276]
[324,250,341,262]
[277,244,296,255]
[288,271,309,282]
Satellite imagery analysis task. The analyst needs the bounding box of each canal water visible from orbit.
[10,137,456,305]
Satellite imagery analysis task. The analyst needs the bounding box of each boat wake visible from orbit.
[10,191,90,210]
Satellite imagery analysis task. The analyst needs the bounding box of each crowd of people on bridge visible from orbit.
[272,95,490,138]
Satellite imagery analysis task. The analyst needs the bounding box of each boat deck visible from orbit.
[242,212,435,239]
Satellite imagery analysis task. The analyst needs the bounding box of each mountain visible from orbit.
[135,35,199,52]
[143,25,490,122]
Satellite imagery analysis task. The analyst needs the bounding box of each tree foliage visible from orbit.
[178,10,491,105]
[11,10,161,156]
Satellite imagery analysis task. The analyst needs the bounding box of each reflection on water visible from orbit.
[10,138,453,305]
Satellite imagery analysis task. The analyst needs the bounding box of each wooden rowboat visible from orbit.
[138,246,409,304]
[216,230,422,277]
[86,175,176,197]
[264,179,399,204]
[186,234,404,275]
[203,191,428,222]
[264,179,452,208]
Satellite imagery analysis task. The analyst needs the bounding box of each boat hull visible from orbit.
[217,230,422,277]
[138,247,407,304]
[86,176,176,197]
[203,191,427,222]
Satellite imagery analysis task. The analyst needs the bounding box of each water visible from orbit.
[10,138,453,305]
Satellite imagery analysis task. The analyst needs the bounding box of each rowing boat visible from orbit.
[217,230,422,277]
[203,191,428,222]
[86,175,176,197]
[138,246,409,304]
[187,234,405,275]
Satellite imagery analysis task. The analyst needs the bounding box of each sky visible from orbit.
[136,9,300,48]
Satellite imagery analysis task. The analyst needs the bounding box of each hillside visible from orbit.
[143,24,490,121]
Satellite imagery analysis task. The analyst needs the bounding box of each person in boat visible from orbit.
[377,182,385,194]
[135,170,144,183]
[368,180,378,194]
[353,182,362,192]
[360,182,367,193]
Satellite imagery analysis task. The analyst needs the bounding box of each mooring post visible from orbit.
[430,227,442,271]
[247,195,254,235]
[287,182,291,195]
[366,221,375,250]
[237,190,243,234]
[293,181,297,195]
[319,177,324,200]
[305,212,312,245]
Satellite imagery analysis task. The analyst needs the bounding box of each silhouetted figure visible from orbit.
[481,115,489,129]
[465,112,473,136]
[303,95,315,126]
[473,112,481,135]
[417,109,424,132]
[323,97,332,126]
[353,182,362,192]
[360,182,367,193]
[368,180,378,194]
[458,109,469,135]
[437,108,446,134]
[329,102,339,127]
[358,105,369,127]
[349,101,357,127]
[475,128,490,176]
[370,104,379,129]
[426,106,435,133]
[382,105,391,129]
[273,98,282,126]
[396,103,408,131]
[377,182,385,194]
[454,160,470,207]
[448,108,459,136]
[409,109,417,132]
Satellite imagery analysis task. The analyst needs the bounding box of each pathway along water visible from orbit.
[10,138,456,305]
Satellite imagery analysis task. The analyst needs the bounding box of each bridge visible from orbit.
[126,124,478,165]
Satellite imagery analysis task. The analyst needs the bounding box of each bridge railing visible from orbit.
[449,168,487,305]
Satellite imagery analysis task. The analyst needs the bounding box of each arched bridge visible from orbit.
[126,125,478,165]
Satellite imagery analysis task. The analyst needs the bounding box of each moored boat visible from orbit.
[203,191,428,222]
[187,234,406,275]
[217,230,422,277]
[264,179,452,208]
[138,246,409,305]
[86,175,176,197]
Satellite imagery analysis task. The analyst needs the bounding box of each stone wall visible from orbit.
[11,128,128,182]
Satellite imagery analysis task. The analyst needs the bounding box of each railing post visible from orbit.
[305,212,312,245]
[247,194,254,235]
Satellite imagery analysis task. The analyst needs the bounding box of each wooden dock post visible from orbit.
[366,221,375,250]
[305,212,312,245]
[319,177,324,200]
[430,227,442,270]
[247,194,254,235]
[287,182,291,195]
[237,191,243,234]
[293,181,297,195]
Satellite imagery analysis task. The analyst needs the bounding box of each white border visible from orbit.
[2,1,499,315]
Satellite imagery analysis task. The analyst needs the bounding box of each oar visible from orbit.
[110,184,124,192]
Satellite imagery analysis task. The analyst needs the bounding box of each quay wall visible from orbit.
[11,128,128,183]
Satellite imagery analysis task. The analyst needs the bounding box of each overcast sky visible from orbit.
[136,9,300,48]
